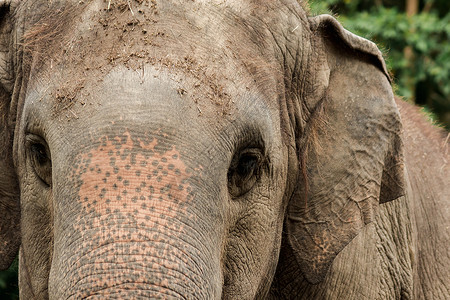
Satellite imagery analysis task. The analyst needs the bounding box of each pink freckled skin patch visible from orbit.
[50,130,215,298]
[78,130,190,220]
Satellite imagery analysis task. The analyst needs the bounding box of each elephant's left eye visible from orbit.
[228,148,264,197]
[26,135,52,187]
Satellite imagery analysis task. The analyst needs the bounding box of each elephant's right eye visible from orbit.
[27,136,52,187]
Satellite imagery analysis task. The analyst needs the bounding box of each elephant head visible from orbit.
[0,0,404,298]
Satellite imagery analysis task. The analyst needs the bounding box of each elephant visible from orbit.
[0,0,448,298]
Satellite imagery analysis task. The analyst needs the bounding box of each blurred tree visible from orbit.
[0,259,18,299]
[309,0,450,129]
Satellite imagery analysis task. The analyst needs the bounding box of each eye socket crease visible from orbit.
[26,134,52,188]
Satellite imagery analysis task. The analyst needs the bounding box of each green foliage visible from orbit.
[0,258,19,299]
[310,0,450,129]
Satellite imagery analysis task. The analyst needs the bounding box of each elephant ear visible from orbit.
[286,15,405,284]
[0,0,20,270]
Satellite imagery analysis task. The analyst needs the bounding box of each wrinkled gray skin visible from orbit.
[0,0,448,299]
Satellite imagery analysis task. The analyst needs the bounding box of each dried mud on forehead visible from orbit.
[24,0,234,117]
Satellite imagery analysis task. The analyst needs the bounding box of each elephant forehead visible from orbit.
[22,0,282,118]
[73,130,196,219]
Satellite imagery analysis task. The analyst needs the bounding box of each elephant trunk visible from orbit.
[49,217,220,298]
[48,130,223,299]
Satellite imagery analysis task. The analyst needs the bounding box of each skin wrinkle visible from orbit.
[224,198,277,294]
[0,5,15,95]
[67,235,197,270]
[18,247,37,299]
[88,230,205,276]
[65,249,205,298]
[75,250,188,276]
[88,284,190,298]
[84,288,189,300]
[84,208,210,253]
[375,196,414,299]
[72,283,190,300]
[67,233,199,269]
[71,257,203,293]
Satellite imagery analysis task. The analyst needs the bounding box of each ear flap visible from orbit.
[0,0,20,270]
[286,15,405,284]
